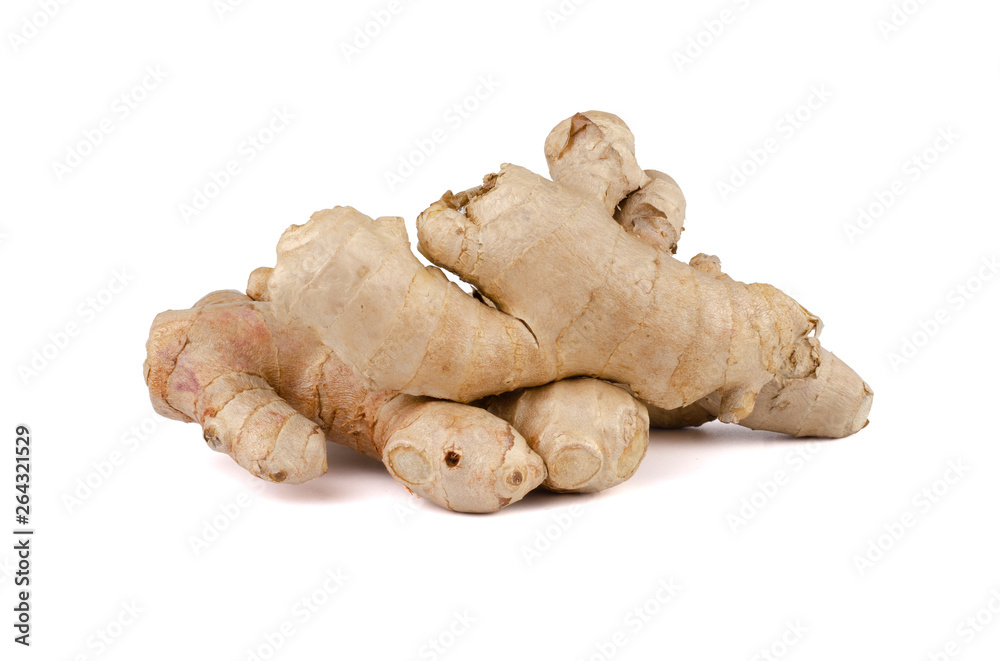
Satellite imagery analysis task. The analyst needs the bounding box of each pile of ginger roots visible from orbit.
[144,111,873,513]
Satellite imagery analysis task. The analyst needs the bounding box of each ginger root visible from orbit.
[144,289,648,511]
[145,291,544,511]
[480,378,648,493]
[266,112,871,438]
[144,109,873,513]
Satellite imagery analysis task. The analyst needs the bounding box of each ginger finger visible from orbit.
[480,378,649,493]
[144,297,327,485]
[415,159,870,436]
[377,395,544,512]
[268,207,552,401]
[638,254,871,437]
[543,111,650,214]
[615,169,686,255]
[144,293,545,511]
[545,111,687,254]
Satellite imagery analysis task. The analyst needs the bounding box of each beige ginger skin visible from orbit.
[144,288,649,511]
[144,290,545,512]
[143,110,872,513]
[480,379,649,493]
[267,111,872,439]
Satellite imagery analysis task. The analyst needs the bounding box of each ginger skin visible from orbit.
[480,379,648,493]
[143,109,873,514]
[266,111,871,438]
[145,291,546,512]
[144,287,651,511]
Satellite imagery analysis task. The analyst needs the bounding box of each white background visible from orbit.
[2,0,999,659]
